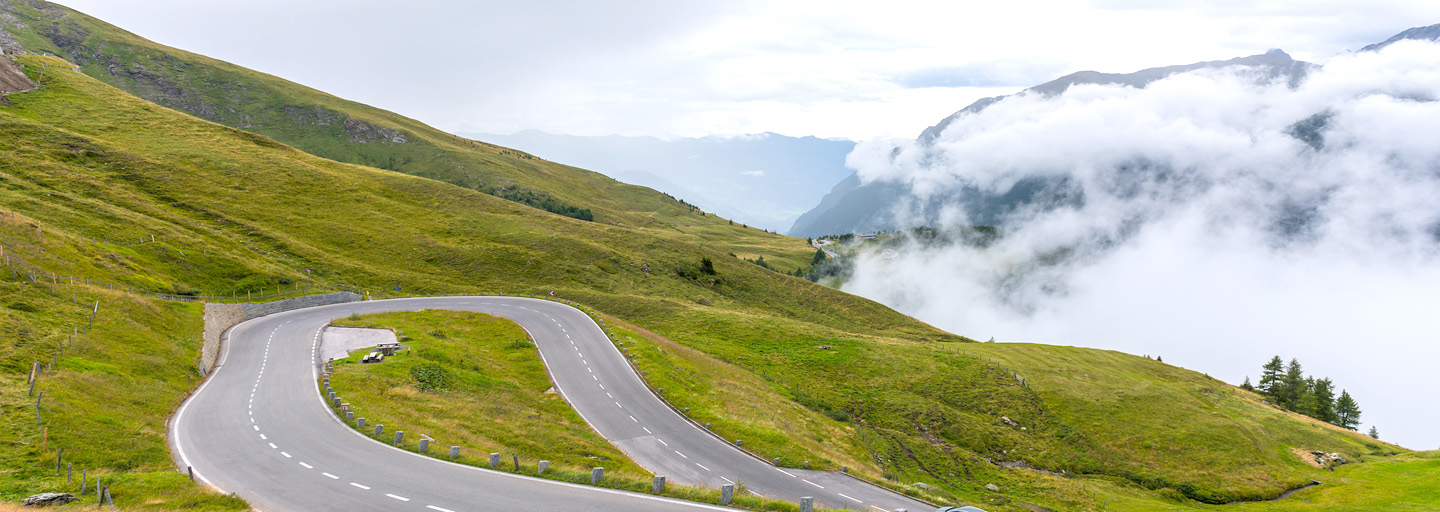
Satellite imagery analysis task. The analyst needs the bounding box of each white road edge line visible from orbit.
[304,299,744,512]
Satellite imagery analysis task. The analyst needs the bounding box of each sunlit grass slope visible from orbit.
[0,54,1425,511]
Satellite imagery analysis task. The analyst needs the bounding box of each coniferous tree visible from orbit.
[1296,376,1319,417]
[1310,377,1336,424]
[1335,390,1362,430]
[1240,376,1254,391]
[1259,356,1285,400]
[1282,358,1306,410]
[1367,426,1379,439]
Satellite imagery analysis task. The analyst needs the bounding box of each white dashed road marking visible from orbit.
[803,479,824,489]
[350,483,370,490]
[387,494,410,502]
[322,472,339,480]
[838,493,862,503]
[299,462,313,469]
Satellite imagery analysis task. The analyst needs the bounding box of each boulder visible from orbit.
[22,493,78,507]
[1001,416,1019,427]
[985,483,1001,492]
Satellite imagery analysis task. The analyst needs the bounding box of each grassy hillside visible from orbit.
[0,50,1428,512]
[0,0,805,250]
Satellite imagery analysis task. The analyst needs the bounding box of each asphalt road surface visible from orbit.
[171,296,934,512]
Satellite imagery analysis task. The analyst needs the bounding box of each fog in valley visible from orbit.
[840,40,1440,450]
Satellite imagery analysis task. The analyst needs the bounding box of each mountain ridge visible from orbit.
[790,25,1438,236]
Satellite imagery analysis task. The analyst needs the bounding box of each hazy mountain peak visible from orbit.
[1360,22,1440,52]
[917,50,1314,145]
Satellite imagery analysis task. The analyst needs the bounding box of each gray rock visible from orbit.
[22,493,78,506]
[1001,416,1019,427]
[985,483,1001,492]
[912,482,929,490]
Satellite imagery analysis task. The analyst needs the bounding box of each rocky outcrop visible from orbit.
[344,118,408,144]
[22,492,78,506]
[0,54,35,94]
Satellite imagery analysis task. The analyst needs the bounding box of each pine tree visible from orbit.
[1310,377,1336,424]
[1367,426,1379,439]
[1259,356,1285,400]
[1240,376,1254,391]
[812,248,827,267]
[1296,376,1319,417]
[1335,390,1362,430]
[1282,358,1305,410]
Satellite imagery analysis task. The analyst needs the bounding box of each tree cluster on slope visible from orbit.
[480,185,594,221]
[1241,356,1362,430]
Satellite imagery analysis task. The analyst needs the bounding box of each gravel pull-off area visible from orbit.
[320,326,397,362]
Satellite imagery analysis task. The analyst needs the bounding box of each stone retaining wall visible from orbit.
[199,292,363,373]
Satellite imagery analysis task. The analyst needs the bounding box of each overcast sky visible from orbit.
[53,0,1440,140]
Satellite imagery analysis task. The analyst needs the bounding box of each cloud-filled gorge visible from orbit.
[840,40,1440,450]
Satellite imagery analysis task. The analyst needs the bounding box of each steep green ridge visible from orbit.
[0,0,776,237]
[0,52,1425,512]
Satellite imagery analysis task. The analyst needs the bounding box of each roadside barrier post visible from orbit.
[538,460,549,475]
[418,439,429,453]
[394,431,404,446]
[590,467,603,485]
[651,475,665,493]
[357,418,365,428]
[374,424,383,436]
[721,484,733,505]
[800,497,814,512]
[512,454,519,471]
[489,453,500,468]
[449,446,460,459]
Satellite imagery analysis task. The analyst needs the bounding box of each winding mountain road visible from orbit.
[170,296,932,512]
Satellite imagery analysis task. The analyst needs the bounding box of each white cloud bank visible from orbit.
[842,40,1440,450]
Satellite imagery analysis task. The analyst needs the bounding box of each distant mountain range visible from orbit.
[788,24,1440,237]
[468,130,855,231]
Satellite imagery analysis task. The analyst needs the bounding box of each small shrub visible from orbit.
[410,362,452,392]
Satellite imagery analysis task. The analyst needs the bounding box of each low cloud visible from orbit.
[842,40,1440,450]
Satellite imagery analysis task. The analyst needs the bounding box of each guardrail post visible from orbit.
[374,424,383,436]
[345,411,353,422]
[841,465,848,473]
[590,467,603,485]
[538,460,549,475]
[449,446,460,459]
[418,439,429,453]
[651,475,665,493]
[357,418,365,428]
[721,484,733,505]
[800,496,814,512]
[489,453,500,468]
[394,431,403,446]
[512,454,520,471]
